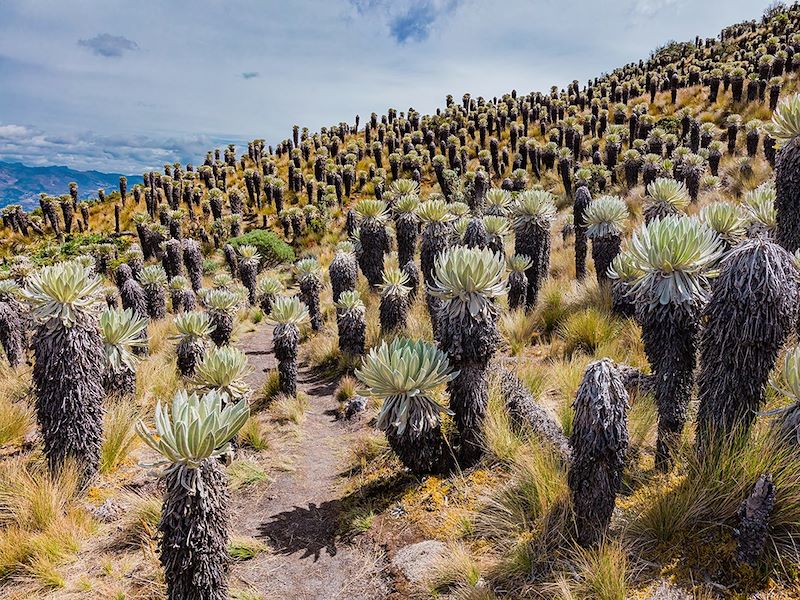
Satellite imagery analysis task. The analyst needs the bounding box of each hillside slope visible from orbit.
[2,5,800,600]
[0,161,132,210]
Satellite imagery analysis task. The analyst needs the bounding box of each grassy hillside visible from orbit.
[1,4,800,600]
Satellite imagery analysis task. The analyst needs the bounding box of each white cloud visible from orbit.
[632,0,681,17]
[0,0,774,172]
[0,124,31,139]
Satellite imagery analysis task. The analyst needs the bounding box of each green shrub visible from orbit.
[229,230,294,267]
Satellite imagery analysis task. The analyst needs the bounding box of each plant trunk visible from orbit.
[439,312,499,467]
[379,293,408,334]
[574,186,591,280]
[735,473,775,567]
[775,138,800,252]
[274,323,299,396]
[696,239,798,453]
[507,271,527,310]
[591,234,621,286]
[210,311,233,347]
[299,277,322,331]
[337,308,365,358]
[568,359,628,546]
[638,301,699,471]
[177,337,206,378]
[386,422,455,475]
[32,318,105,484]
[0,301,24,367]
[159,461,230,600]
[358,220,389,287]
[329,253,358,303]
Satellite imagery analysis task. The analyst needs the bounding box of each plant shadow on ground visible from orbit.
[256,470,416,561]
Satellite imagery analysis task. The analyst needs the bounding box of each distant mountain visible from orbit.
[0,161,138,211]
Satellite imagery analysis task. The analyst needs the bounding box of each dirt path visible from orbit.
[230,323,390,600]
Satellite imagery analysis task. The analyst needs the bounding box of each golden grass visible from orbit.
[118,492,161,549]
[100,401,140,475]
[344,431,390,476]
[0,460,92,589]
[304,327,346,375]
[270,391,309,425]
[334,375,358,405]
[228,458,270,490]
[552,541,629,600]
[476,442,570,537]
[500,310,537,356]
[135,352,181,409]
[0,395,33,448]
[238,416,270,451]
[557,307,620,358]
[534,279,572,336]
[429,541,483,594]
[0,460,79,531]
[482,384,524,464]
[145,318,176,357]
[623,427,800,580]
[228,535,269,561]
[255,369,281,408]
[0,364,33,407]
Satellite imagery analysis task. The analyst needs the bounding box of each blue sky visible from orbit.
[0,0,773,173]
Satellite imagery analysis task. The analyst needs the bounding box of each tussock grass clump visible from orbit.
[135,352,181,408]
[552,542,629,600]
[335,375,358,405]
[534,280,571,336]
[100,401,140,474]
[344,431,391,476]
[0,460,91,587]
[118,492,162,548]
[0,460,79,531]
[473,443,572,585]
[500,310,537,356]
[271,391,310,425]
[0,365,34,448]
[238,416,270,451]
[627,395,658,460]
[428,541,483,594]
[624,428,800,577]
[482,384,524,463]
[228,459,270,490]
[557,308,620,357]
[256,369,281,407]
[228,536,269,561]
[0,395,33,448]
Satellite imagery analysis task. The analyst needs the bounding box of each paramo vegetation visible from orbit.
[3,3,800,599]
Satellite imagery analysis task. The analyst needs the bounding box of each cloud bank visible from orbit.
[0,0,774,173]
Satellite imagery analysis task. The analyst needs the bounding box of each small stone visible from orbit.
[91,498,123,523]
[391,540,447,583]
[344,395,368,419]
[647,582,693,600]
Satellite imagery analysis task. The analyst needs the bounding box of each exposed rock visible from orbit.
[391,540,447,583]
[647,582,693,600]
[344,395,369,420]
[90,498,124,523]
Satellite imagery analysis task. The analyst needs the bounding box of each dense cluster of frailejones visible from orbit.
[3,4,800,598]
